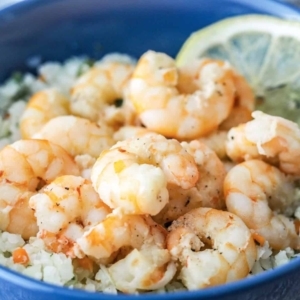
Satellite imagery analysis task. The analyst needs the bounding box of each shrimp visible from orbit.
[74,154,96,179]
[70,61,135,123]
[178,60,253,154]
[226,111,300,176]
[222,160,237,173]
[97,98,141,131]
[0,191,37,241]
[77,214,176,293]
[33,115,115,158]
[29,175,111,257]
[126,51,236,139]
[219,71,255,130]
[20,89,69,138]
[91,133,199,215]
[154,140,226,226]
[113,125,153,141]
[178,58,255,131]
[167,207,257,290]
[220,107,252,131]
[0,139,79,239]
[224,159,300,250]
[197,130,228,160]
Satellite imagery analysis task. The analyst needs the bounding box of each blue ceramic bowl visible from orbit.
[0,0,300,299]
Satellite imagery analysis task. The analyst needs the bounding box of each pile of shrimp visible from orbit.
[2,50,300,294]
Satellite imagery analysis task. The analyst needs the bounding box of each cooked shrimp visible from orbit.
[113,125,152,141]
[20,89,69,138]
[91,133,199,215]
[0,139,79,239]
[33,115,115,158]
[126,51,236,139]
[0,191,36,241]
[29,175,111,257]
[222,160,237,173]
[231,71,255,112]
[9,139,80,183]
[70,61,135,122]
[97,98,141,131]
[178,58,255,131]
[220,107,252,131]
[74,154,96,179]
[167,207,257,290]
[108,246,176,293]
[154,140,226,225]
[224,159,300,250]
[219,71,255,130]
[226,111,300,176]
[197,130,228,159]
[77,214,176,292]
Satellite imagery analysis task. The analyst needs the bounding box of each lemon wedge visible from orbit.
[176,14,300,124]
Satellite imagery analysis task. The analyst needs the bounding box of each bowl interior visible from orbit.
[0,0,300,299]
[0,0,300,82]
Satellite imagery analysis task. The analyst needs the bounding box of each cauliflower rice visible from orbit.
[0,55,299,294]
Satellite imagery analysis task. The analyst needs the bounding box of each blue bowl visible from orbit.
[1,0,300,299]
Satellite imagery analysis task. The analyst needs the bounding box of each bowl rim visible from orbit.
[1,254,300,299]
[0,0,300,298]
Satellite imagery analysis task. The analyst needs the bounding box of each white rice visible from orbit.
[0,54,298,294]
[0,229,187,293]
[0,226,298,293]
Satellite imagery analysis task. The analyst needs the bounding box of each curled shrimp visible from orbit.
[74,154,96,180]
[70,61,135,123]
[33,115,115,158]
[154,140,226,225]
[98,98,141,130]
[219,71,255,130]
[0,190,36,241]
[197,130,228,160]
[77,214,176,293]
[226,111,300,176]
[0,139,79,239]
[126,51,236,139]
[178,58,255,131]
[29,175,111,257]
[113,125,153,142]
[20,89,69,138]
[220,107,252,131]
[91,133,199,215]
[181,64,254,158]
[167,207,257,290]
[224,159,300,250]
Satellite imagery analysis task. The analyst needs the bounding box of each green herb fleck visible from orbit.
[11,85,30,101]
[11,71,23,83]
[3,251,12,258]
[85,58,95,67]
[292,99,300,109]
[77,58,95,77]
[114,98,123,107]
